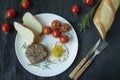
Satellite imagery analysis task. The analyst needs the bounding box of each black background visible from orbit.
[0,0,120,80]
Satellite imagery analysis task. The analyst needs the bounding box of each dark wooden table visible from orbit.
[0,0,120,80]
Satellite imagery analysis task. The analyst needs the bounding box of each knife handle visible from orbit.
[69,58,87,78]
[73,55,95,80]
[69,47,93,79]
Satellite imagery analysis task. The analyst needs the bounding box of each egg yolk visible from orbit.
[52,45,64,58]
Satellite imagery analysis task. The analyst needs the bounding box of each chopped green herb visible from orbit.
[27,52,38,58]
[22,42,27,49]
[28,58,56,70]
[28,64,39,67]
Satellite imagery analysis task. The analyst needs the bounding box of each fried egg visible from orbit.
[48,42,69,63]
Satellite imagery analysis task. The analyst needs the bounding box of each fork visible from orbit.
[73,41,108,80]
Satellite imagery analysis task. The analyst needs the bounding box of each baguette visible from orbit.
[14,22,40,44]
[93,0,120,39]
[22,12,42,34]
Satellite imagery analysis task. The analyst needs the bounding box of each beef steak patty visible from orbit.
[25,43,48,64]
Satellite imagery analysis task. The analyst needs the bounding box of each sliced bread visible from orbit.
[22,12,42,34]
[14,22,40,44]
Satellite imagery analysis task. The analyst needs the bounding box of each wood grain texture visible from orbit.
[0,0,120,80]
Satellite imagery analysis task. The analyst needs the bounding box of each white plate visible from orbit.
[15,13,78,77]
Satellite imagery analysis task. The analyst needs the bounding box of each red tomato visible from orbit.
[61,23,71,32]
[21,0,30,9]
[52,29,61,38]
[43,26,52,35]
[71,4,80,15]
[51,20,61,29]
[6,9,16,18]
[83,0,94,6]
[1,23,11,33]
[60,35,69,44]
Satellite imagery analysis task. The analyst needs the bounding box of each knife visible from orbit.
[69,39,101,79]
[73,40,108,80]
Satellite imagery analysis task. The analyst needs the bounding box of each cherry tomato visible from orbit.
[6,9,16,18]
[52,29,61,38]
[60,35,69,44]
[43,26,52,35]
[51,20,61,29]
[71,4,80,15]
[61,23,71,32]
[21,0,30,9]
[83,0,94,6]
[1,23,11,33]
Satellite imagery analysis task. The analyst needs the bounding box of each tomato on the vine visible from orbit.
[52,29,61,38]
[83,0,94,6]
[51,20,61,29]
[1,23,11,33]
[43,26,52,35]
[61,23,71,32]
[60,35,69,44]
[6,9,16,18]
[71,4,80,15]
[21,0,30,9]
